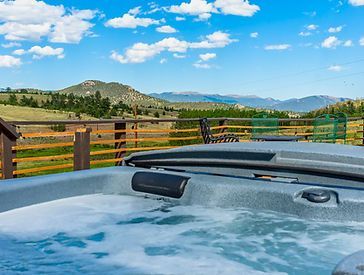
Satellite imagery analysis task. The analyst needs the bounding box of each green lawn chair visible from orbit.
[312,114,338,143]
[252,112,279,139]
[335,112,347,144]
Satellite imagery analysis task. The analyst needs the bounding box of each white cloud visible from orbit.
[49,10,96,44]
[175,16,186,21]
[0,0,96,43]
[0,22,51,41]
[328,65,343,72]
[105,7,160,28]
[128,6,141,16]
[194,52,217,69]
[0,55,21,67]
[328,26,343,33]
[111,31,235,64]
[156,25,177,33]
[168,0,260,20]
[214,0,260,17]
[199,52,216,61]
[190,31,237,48]
[343,40,353,47]
[160,58,167,64]
[28,45,64,59]
[157,37,190,52]
[299,31,311,37]
[321,36,342,48]
[349,0,364,6]
[360,37,364,46]
[169,0,215,21]
[173,53,186,58]
[264,44,291,50]
[12,45,64,59]
[1,42,21,48]
[12,49,26,55]
[250,32,258,38]
[306,24,318,30]
[193,62,211,69]
[303,11,317,17]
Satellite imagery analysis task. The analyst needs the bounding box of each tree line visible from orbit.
[1,91,133,118]
[304,100,364,118]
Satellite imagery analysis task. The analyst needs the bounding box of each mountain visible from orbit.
[149,92,280,107]
[271,96,350,112]
[150,92,350,112]
[58,80,165,106]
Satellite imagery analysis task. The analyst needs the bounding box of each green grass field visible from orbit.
[0,104,94,121]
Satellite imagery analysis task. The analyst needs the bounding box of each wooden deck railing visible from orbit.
[0,117,363,179]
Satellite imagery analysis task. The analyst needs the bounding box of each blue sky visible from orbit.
[0,0,363,99]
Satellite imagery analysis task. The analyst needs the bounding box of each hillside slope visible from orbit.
[305,99,364,117]
[0,104,94,121]
[58,80,165,106]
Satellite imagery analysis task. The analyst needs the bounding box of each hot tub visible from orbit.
[0,142,363,274]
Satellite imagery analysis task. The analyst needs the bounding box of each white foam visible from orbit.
[0,194,364,274]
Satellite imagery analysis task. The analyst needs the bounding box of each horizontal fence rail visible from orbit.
[0,117,363,179]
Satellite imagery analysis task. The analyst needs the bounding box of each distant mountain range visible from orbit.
[150,92,350,112]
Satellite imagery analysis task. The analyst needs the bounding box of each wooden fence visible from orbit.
[0,117,363,179]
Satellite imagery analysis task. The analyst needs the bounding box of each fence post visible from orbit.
[114,122,126,166]
[73,128,91,171]
[362,116,364,146]
[0,118,20,179]
[218,119,227,133]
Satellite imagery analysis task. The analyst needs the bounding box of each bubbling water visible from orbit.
[0,194,363,275]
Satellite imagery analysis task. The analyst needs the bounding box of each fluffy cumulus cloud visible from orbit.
[299,31,311,37]
[343,40,353,47]
[0,55,21,67]
[49,10,95,43]
[349,0,364,6]
[199,52,216,61]
[0,0,96,43]
[173,53,186,58]
[111,31,235,64]
[105,7,161,28]
[169,0,215,21]
[360,37,364,46]
[28,45,64,59]
[328,26,343,33]
[264,44,291,50]
[328,65,343,72]
[1,41,21,48]
[168,0,259,20]
[321,36,342,48]
[214,0,260,17]
[306,24,318,30]
[193,62,211,69]
[193,52,216,69]
[156,25,177,33]
[189,31,237,48]
[12,48,26,55]
[12,45,64,59]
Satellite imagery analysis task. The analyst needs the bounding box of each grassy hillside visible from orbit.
[0,104,94,121]
[304,99,364,118]
[58,80,165,106]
